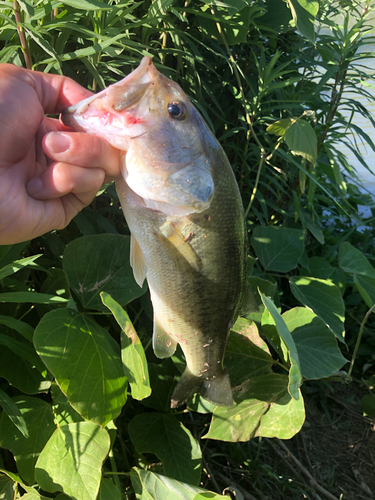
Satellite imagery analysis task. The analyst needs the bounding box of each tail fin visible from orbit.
[170,367,233,408]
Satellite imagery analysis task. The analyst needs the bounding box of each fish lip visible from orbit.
[60,56,156,127]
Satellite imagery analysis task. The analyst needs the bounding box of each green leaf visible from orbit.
[283,308,347,379]
[0,243,28,269]
[51,383,83,426]
[0,475,15,500]
[284,119,317,166]
[204,374,304,441]
[287,0,318,43]
[353,274,375,307]
[35,422,110,500]
[225,329,273,386]
[0,334,45,373]
[0,315,33,342]
[0,254,41,281]
[129,413,201,485]
[34,309,127,427]
[266,118,292,136]
[63,234,146,311]
[141,360,180,412]
[338,242,375,278]
[361,394,375,417]
[260,293,302,399]
[59,0,113,9]
[0,389,29,438]
[0,397,55,485]
[289,277,345,342]
[130,468,226,500]
[261,0,293,33]
[251,226,305,272]
[97,479,121,500]
[101,292,151,401]
[0,292,68,304]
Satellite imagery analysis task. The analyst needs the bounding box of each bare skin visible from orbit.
[0,64,122,245]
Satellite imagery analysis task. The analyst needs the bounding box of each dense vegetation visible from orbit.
[0,0,375,498]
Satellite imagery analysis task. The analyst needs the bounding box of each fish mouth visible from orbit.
[60,56,158,130]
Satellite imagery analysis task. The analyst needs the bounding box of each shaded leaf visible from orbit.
[0,397,55,485]
[129,413,201,485]
[0,254,41,281]
[63,234,146,311]
[0,389,28,438]
[290,277,345,342]
[283,307,347,379]
[353,274,375,308]
[338,242,375,278]
[251,226,305,272]
[97,479,121,500]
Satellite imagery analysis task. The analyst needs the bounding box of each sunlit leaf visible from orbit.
[34,309,127,427]
[284,119,317,166]
[35,422,110,500]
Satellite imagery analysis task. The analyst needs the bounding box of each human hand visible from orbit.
[0,64,123,245]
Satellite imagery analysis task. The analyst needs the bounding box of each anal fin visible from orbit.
[152,315,177,359]
[130,233,147,287]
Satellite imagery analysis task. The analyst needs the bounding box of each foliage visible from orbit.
[1,0,375,498]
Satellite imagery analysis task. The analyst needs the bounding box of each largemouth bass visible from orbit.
[62,57,252,408]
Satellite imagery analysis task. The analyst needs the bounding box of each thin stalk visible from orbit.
[13,0,32,69]
[209,5,266,199]
[347,302,375,380]
[108,449,122,493]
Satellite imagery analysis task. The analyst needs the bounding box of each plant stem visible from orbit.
[346,302,375,380]
[13,0,32,69]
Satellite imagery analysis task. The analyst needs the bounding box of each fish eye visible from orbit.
[167,101,187,120]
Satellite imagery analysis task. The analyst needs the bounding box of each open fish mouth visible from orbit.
[60,57,158,145]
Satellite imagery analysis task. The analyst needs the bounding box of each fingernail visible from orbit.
[26,177,43,196]
[46,132,72,154]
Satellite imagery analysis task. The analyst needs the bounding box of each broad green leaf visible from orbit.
[204,374,301,441]
[129,413,201,485]
[253,389,305,439]
[353,274,375,307]
[0,475,15,500]
[225,330,273,386]
[51,383,83,426]
[0,315,33,342]
[338,242,375,278]
[266,118,292,136]
[0,328,48,395]
[261,0,293,33]
[0,243,28,269]
[34,309,127,427]
[260,293,302,399]
[251,226,304,272]
[63,234,146,311]
[287,0,318,43]
[0,254,41,281]
[289,277,345,341]
[130,468,226,500]
[0,397,55,485]
[247,277,277,306]
[19,494,50,500]
[35,422,110,500]
[0,389,29,438]
[0,334,45,373]
[97,479,121,500]
[101,292,151,400]
[0,292,68,304]
[283,308,347,379]
[41,268,70,298]
[361,394,375,417]
[284,119,317,166]
[141,360,180,412]
[231,316,271,353]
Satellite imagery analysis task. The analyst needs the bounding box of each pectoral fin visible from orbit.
[130,234,147,287]
[158,220,202,272]
[153,315,177,359]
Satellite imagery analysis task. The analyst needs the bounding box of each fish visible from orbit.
[62,56,255,408]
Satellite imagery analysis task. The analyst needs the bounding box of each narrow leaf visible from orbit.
[0,390,29,438]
